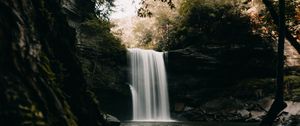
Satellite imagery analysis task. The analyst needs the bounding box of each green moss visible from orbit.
[39,53,57,84]
[38,0,55,26]
[62,101,78,126]
[292,88,300,95]
[38,52,79,125]
[77,17,129,116]
[15,102,46,126]
[78,18,127,92]
[284,75,300,100]
[285,75,300,86]
[230,75,300,100]
[236,78,275,90]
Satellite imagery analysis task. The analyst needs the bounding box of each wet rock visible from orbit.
[175,102,185,112]
[0,0,108,125]
[288,115,300,126]
[184,106,194,112]
[237,109,250,118]
[104,114,121,126]
[246,116,262,122]
[284,101,300,115]
[172,95,300,123]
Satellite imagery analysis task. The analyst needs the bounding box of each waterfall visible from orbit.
[128,48,172,121]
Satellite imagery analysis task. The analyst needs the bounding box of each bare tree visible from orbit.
[260,0,287,125]
[262,0,300,54]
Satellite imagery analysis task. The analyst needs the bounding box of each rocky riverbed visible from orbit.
[172,97,300,125]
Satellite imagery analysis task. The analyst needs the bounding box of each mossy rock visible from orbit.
[231,75,300,100]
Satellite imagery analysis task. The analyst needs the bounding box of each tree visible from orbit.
[262,0,300,54]
[137,0,176,17]
[95,0,115,20]
[260,0,288,125]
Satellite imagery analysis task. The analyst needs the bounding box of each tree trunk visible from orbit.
[260,0,287,125]
[262,0,300,54]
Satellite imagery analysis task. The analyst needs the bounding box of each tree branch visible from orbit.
[260,0,288,125]
[262,0,300,54]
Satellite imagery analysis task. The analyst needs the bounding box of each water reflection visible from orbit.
[121,122,258,126]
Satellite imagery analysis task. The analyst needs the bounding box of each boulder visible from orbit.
[184,106,194,112]
[104,114,121,126]
[175,102,185,112]
[237,109,250,118]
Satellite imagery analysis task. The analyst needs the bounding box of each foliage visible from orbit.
[246,0,300,47]
[160,0,280,108]
[132,21,155,48]
[77,16,130,118]
[137,0,176,17]
[156,0,273,51]
[95,0,115,20]
[138,30,153,46]
[119,0,181,48]
[79,17,126,55]
[78,17,127,95]
[131,0,299,53]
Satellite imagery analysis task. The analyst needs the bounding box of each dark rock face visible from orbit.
[166,46,277,121]
[62,0,94,25]
[75,13,131,120]
[0,0,106,125]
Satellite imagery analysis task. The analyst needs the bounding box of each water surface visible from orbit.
[121,122,258,126]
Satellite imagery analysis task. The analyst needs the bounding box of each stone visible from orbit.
[104,114,121,126]
[284,101,300,115]
[184,106,194,112]
[175,102,185,112]
[237,109,250,118]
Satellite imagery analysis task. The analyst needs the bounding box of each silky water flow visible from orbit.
[128,48,172,121]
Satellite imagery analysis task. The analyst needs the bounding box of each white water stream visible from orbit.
[128,48,171,121]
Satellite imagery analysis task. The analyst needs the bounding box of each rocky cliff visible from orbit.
[0,0,106,125]
[166,46,300,122]
[167,45,276,103]
[76,17,131,120]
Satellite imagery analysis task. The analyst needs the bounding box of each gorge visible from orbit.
[1,0,300,126]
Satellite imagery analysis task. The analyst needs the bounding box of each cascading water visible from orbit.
[128,48,171,121]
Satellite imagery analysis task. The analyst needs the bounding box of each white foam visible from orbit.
[128,48,172,121]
